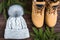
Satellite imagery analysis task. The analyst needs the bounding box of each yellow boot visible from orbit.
[45,1,59,27]
[32,0,45,28]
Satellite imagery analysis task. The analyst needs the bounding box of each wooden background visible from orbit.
[0,0,60,40]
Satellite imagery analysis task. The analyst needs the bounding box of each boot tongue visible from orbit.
[36,4,44,8]
[53,5,58,10]
[51,0,57,2]
[37,0,44,2]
